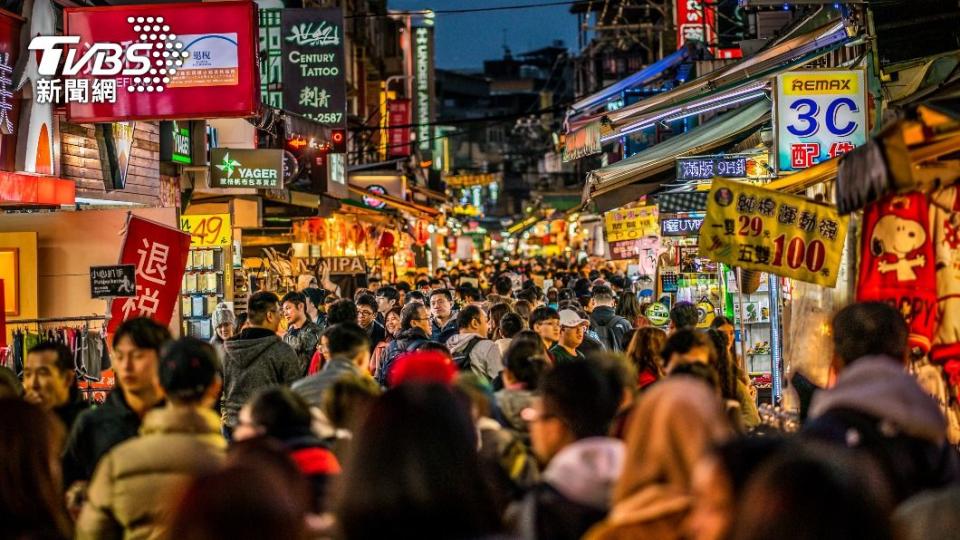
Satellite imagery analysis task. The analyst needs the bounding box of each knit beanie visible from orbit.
[212,302,236,328]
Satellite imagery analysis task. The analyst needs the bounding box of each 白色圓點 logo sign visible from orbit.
[209,148,284,189]
[29,15,191,104]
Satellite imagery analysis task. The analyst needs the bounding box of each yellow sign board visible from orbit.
[699,179,849,287]
[604,206,658,242]
[180,214,232,248]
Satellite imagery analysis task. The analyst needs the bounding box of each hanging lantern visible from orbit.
[413,220,430,246]
[378,230,397,257]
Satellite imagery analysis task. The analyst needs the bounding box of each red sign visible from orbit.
[0,9,22,173]
[0,172,75,205]
[387,99,411,157]
[64,1,259,123]
[107,215,190,334]
[676,0,717,49]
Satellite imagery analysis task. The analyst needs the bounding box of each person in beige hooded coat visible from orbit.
[76,338,226,540]
[585,377,731,540]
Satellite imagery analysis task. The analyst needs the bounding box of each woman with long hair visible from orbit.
[336,384,502,539]
[585,378,731,540]
[707,328,760,430]
[616,291,645,328]
[369,306,402,378]
[625,327,667,390]
[487,302,515,341]
[0,399,71,539]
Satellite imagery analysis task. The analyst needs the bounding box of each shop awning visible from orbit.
[585,100,770,211]
[604,20,852,136]
[347,184,440,218]
[568,41,705,121]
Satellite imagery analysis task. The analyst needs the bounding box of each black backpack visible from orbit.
[452,336,482,371]
[594,315,629,352]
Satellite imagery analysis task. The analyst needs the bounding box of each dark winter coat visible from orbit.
[55,388,90,433]
[589,307,632,352]
[222,327,301,428]
[377,327,430,387]
[802,355,960,503]
[283,321,323,376]
[63,389,162,486]
[430,316,459,344]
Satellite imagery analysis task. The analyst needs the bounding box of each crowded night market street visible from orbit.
[4,0,960,538]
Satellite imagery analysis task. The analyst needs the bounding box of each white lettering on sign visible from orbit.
[325,256,365,274]
[30,36,152,77]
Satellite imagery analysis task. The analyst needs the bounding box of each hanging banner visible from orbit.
[60,1,260,122]
[411,24,435,157]
[387,98,411,157]
[676,0,717,49]
[775,70,867,172]
[107,216,191,333]
[604,205,658,242]
[562,121,601,162]
[699,179,849,287]
[280,8,346,128]
[180,214,232,247]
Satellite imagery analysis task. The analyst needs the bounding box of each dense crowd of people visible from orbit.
[2,258,959,539]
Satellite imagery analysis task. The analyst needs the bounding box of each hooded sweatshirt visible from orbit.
[447,332,504,382]
[805,355,959,501]
[543,437,625,510]
[222,327,301,428]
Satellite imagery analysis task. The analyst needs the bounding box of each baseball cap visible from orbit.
[558,309,589,328]
[159,337,218,401]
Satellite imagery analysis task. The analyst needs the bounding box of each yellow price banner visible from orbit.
[698,179,849,287]
[180,214,232,248]
[604,206,658,242]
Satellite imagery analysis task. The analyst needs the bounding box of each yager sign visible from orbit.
[209,148,283,189]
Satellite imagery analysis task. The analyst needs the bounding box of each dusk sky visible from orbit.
[389,0,581,70]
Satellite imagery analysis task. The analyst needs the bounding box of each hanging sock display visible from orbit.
[856,192,938,355]
[930,186,960,369]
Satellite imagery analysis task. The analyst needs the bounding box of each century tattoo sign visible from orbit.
[281,8,346,128]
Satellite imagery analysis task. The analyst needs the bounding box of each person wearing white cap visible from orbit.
[550,309,589,365]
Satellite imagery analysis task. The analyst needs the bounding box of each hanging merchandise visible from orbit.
[378,230,397,258]
[412,220,430,246]
[856,192,938,355]
[930,186,960,371]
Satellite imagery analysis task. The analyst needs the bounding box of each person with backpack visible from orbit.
[589,285,632,352]
[377,302,432,387]
[446,305,503,384]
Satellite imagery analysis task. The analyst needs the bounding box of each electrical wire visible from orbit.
[345,1,586,18]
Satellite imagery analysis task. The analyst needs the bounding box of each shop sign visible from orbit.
[16,0,54,175]
[107,215,191,334]
[562,121,601,162]
[444,172,502,189]
[362,185,388,209]
[387,99,411,157]
[0,171,75,205]
[645,302,670,326]
[676,0,717,49]
[604,206,658,242]
[160,120,192,165]
[95,122,136,191]
[89,264,136,299]
[699,178,850,287]
[412,24,435,155]
[676,153,771,181]
[0,8,22,173]
[209,148,284,189]
[280,8,346,127]
[661,214,704,236]
[180,214,231,247]
[452,204,482,217]
[775,70,867,172]
[321,256,366,275]
[609,239,642,260]
[56,1,259,122]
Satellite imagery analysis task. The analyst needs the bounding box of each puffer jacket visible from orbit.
[222,327,301,428]
[76,406,226,540]
[377,327,430,387]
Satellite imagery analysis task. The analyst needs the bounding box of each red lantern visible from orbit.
[378,230,397,257]
[413,221,430,246]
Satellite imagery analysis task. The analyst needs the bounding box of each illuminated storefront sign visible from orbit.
[209,148,284,189]
[412,25,435,155]
[281,8,346,128]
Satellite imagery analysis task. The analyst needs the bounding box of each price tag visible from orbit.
[180,214,232,247]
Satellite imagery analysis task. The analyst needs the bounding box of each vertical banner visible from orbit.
[387,98,411,157]
[411,24,435,158]
[280,8,346,128]
[107,216,191,333]
[775,70,867,172]
[676,0,717,49]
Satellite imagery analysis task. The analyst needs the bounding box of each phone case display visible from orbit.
[725,268,776,404]
[181,247,225,339]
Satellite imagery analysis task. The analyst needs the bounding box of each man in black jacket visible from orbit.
[63,318,170,487]
[221,291,301,438]
[377,302,431,387]
[803,302,960,503]
[588,285,632,352]
[23,341,88,431]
